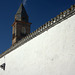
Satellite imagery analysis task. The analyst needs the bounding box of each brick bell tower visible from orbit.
[12,3,31,45]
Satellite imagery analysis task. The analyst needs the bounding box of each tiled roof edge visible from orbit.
[0,4,75,58]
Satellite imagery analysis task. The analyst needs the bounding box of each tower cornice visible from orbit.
[12,21,32,26]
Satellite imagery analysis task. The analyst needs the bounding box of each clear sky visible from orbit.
[0,0,75,54]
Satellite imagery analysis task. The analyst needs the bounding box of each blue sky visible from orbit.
[0,0,75,54]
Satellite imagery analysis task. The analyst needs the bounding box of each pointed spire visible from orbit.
[15,3,28,22]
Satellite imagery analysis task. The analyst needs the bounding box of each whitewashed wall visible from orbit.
[0,15,75,75]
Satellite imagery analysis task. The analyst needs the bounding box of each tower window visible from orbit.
[22,27,26,34]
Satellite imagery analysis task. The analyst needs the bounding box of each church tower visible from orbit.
[12,3,31,45]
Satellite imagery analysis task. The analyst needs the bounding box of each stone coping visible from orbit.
[0,4,75,58]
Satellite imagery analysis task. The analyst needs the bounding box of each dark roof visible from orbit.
[16,3,28,16]
[15,3,28,22]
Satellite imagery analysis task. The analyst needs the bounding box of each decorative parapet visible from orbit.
[0,4,75,58]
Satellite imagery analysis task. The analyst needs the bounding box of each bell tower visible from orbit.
[12,3,31,45]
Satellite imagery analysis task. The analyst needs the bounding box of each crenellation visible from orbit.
[34,30,37,35]
[66,9,70,15]
[50,21,53,27]
[46,22,48,28]
[0,4,75,58]
[44,23,48,28]
[53,17,57,23]
[71,5,74,11]
[30,33,32,37]
[50,21,52,26]
[40,27,43,31]
[33,31,36,36]
[52,18,54,23]
[27,35,30,39]
[63,11,66,17]
[42,25,45,30]
[51,19,53,23]
[39,27,42,32]
[35,31,37,35]
[31,32,35,37]
[56,15,60,21]
[37,28,41,33]
[59,12,63,19]
[71,5,75,12]
[48,21,51,27]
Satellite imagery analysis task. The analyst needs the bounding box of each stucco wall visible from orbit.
[0,15,75,75]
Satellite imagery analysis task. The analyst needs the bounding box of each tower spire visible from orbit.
[15,3,28,22]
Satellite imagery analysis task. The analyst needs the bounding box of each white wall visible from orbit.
[0,15,75,75]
